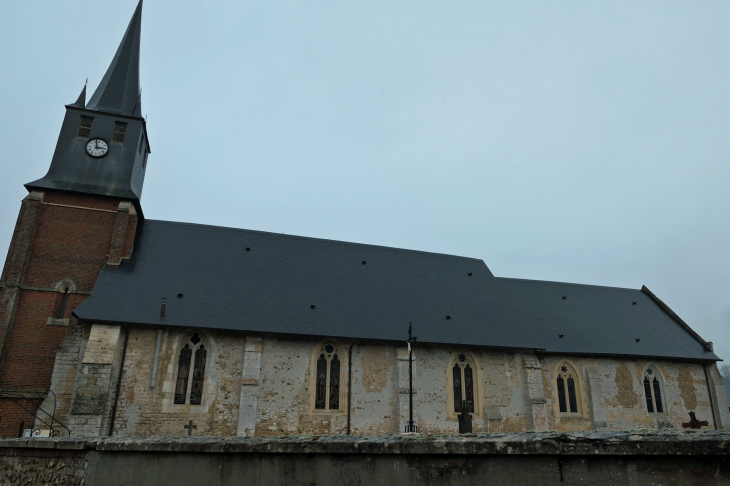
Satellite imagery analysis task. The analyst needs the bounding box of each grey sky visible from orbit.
[1,1,728,361]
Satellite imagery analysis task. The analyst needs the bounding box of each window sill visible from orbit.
[311,408,346,415]
[558,413,584,419]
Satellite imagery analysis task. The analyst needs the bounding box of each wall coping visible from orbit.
[0,430,728,456]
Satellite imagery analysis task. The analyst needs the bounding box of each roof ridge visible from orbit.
[144,219,487,263]
[495,276,638,292]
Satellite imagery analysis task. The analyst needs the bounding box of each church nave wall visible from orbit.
[50,324,725,438]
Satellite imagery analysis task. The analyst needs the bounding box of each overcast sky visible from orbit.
[1,1,728,361]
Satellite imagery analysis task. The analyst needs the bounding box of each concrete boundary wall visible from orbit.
[0,430,728,485]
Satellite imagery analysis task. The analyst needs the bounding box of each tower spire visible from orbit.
[86,0,143,116]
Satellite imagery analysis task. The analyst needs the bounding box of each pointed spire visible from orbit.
[86,0,143,116]
[69,80,87,108]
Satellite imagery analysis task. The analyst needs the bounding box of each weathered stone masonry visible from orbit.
[48,324,730,438]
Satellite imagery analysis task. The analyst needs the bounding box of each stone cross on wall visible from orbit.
[184,420,197,436]
[682,411,709,430]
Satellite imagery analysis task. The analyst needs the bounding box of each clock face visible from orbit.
[86,138,109,158]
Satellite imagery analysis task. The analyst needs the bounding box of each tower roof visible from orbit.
[86,1,143,116]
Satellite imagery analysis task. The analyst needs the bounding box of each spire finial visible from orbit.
[86,0,143,116]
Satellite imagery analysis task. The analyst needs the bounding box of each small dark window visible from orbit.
[174,344,192,404]
[315,354,327,409]
[453,363,463,412]
[58,289,70,319]
[329,354,341,409]
[557,375,567,413]
[112,122,127,143]
[77,116,94,138]
[190,345,207,405]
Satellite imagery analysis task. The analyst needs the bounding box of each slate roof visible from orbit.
[74,220,718,362]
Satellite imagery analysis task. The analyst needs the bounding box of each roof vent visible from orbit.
[362,261,367,265]
[468,272,473,276]
[632,301,636,305]
[445,315,451,320]
[160,299,166,320]
[310,304,316,310]
[245,247,251,252]
[562,296,566,300]
[558,334,564,339]
[635,338,641,343]
[177,293,183,299]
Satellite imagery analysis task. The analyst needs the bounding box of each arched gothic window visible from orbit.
[174,332,207,405]
[643,367,664,414]
[452,354,475,413]
[556,363,579,413]
[315,343,341,410]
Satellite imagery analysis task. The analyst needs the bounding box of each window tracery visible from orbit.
[643,367,664,414]
[314,343,341,410]
[452,353,475,413]
[174,332,207,405]
[556,363,580,413]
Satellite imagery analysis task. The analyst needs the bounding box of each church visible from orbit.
[0,1,727,439]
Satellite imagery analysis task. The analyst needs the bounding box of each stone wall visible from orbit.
[82,327,727,438]
[0,431,728,486]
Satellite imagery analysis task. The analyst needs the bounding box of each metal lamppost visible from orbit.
[405,323,418,433]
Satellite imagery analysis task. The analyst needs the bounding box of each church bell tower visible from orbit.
[0,1,148,437]
[26,0,150,205]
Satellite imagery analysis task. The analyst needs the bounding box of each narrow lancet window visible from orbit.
[329,354,340,409]
[58,289,70,319]
[315,354,327,409]
[314,344,342,411]
[174,344,192,404]
[643,368,664,414]
[174,333,207,405]
[190,345,207,405]
[557,375,567,413]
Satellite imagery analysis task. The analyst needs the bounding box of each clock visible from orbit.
[86,138,109,158]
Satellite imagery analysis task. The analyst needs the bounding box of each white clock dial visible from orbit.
[86,138,109,157]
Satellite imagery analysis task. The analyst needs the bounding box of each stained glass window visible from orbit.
[643,368,664,414]
[315,344,341,410]
[175,333,207,405]
[174,344,192,404]
[452,354,477,414]
[329,355,340,409]
[556,363,579,414]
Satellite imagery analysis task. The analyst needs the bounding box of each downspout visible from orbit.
[108,325,130,436]
[346,342,355,435]
[703,364,718,430]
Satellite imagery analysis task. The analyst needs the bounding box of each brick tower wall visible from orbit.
[0,190,137,437]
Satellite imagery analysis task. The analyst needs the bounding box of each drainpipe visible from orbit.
[108,325,130,436]
[346,342,355,435]
[703,364,718,430]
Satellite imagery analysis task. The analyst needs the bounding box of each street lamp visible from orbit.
[405,322,418,433]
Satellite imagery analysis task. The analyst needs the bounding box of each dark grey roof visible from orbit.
[497,277,717,361]
[74,220,718,362]
[86,0,143,116]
